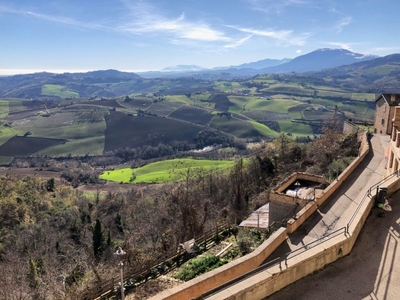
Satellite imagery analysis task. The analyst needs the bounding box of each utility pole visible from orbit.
[115,247,126,300]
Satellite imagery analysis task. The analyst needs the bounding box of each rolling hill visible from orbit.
[0,49,399,99]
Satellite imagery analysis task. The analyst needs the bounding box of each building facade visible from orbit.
[387,106,400,174]
[374,94,400,135]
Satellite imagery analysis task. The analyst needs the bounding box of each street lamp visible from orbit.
[293,181,301,219]
[114,247,126,300]
[294,181,301,202]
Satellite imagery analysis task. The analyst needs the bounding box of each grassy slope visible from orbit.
[278,120,314,137]
[42,84,79,98]
[245,98,300,113]
[0,100,9,118]
[0,126,18,146]
[101,158,235,183]
[23,121,106,156]
[249,121,280,138]
[165,95,192,104]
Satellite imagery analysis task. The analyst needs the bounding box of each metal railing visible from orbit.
[198,257,282,300]
[284,226,347,265]
[347,169,399,234]
[200,170,400,299]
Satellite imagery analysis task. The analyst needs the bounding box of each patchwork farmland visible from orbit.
[0,136,65,156]
[168,105,214,125]
[0,77,376,163]
[104,111,202,150]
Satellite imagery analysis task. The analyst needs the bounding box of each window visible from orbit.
[382,118,385,125]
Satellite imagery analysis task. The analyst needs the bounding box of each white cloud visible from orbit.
[247,0,317,14]
[296,49,302,54]
[224,35,253,49]
[118,2,229,42]
[0,4,110,31]
[335,16,352,33]
[227,25,309,46]
[325,42,354,51]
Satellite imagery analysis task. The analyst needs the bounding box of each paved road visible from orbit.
[265,189,400,300]
[266,134,389,260]
[264,134,400,300]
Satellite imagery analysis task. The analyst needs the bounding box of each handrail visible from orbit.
[199,257,282,299]
[347,169,399,233]
[368,170,399,195]
[200,227,347,299]
[284,227,347,264]
[201,169,400,298]
[346,192,369,234]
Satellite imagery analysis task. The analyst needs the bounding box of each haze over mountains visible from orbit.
[138,48,378,77]
[1,48,399,98]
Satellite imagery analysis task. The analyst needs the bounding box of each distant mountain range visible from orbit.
[137,48,378,78]
[0,48,399,97]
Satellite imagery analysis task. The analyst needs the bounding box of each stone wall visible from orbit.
[286,131,370,233]
[208,174,400,300]
[149,228,288,300]
[149,132,373,300]
[343,120,358,134]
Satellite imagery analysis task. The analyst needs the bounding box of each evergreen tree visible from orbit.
[46,178,56,192]
[27,258,39,289]
[92,219,104,259]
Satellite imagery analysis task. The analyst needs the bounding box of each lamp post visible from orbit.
[293,181,301,219]
[114,247,126,300]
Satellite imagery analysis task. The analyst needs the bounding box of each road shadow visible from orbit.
[264,191,400,300]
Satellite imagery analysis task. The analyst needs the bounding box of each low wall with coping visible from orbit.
[213,174,400,300]
[150,131,373,300]
[149,227,287,300]
[286,131,370,233]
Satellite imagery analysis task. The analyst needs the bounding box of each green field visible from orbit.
[278,120,314,137]
[38,135,105,156]
[210,116,260,138]
[16,118,106,156]
[165,95,192,104]
[100,158,236,183]
[249,121,279,137]
[0,126,18,146]
[245,98,301,113]
[0,100,9,118]
[42,84,79,98]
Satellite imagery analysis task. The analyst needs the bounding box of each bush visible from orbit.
[175,255,228,281]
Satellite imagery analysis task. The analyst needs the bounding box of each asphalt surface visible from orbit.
[266,134,388,260]
[265,189,400,300]
[265,134,400,300]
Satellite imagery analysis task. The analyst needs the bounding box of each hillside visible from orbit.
[260,48,377,73]
[306,53,400,92]
[1,50,399,99]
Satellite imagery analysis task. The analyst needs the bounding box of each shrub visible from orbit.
[175,255,228,281]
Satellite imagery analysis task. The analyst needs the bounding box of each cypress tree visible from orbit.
[27,258,39,289]
[92,219,104,259]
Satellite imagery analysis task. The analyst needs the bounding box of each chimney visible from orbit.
[391,94,396,104]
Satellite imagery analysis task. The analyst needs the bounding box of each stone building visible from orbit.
[387,106,400,174]
[374,94,400,135]
[373,94,400,174]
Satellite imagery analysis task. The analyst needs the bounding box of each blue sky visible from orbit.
[1,0,399,75]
